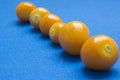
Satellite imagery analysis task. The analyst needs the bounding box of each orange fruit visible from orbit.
[16,1,36,22]
[30,8,50,29]
[49,22,65,43]
[59,21,90,56]
[39,14,62,35]
[81,35,119,70]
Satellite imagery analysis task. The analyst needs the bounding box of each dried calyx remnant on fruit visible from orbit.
[30,8,50,29]
[49,22,65,44]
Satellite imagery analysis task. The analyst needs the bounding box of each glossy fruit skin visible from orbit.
[59,21,90,56]
[49,22,65,43]
[16,2,36,22]
[30,8,50,29]
[39,14,62,35]
[81,35,119,71]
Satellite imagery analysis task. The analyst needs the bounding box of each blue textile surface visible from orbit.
[0,0,120,80]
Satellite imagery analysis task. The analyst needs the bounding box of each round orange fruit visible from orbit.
[59,21,90,56]
[49,22,65,43]
[30,8,50,29]
[39,14,62,35]
[81,35,119,70]
[16,1,36,22]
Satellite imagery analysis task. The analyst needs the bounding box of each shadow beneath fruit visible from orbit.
[82,67,116,79]
[16,20,30,26]
[60,51,80,63]
[30,28,40,34]
[40,34,50,40]
[49,42,62,49]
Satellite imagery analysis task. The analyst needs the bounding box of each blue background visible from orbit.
[0,0,120,80]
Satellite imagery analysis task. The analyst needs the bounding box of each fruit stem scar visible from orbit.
[104,44,112,53]
[32,14,39,24]
[50,28,55,37]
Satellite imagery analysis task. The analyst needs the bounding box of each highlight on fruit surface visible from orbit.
[81,35,119,71]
